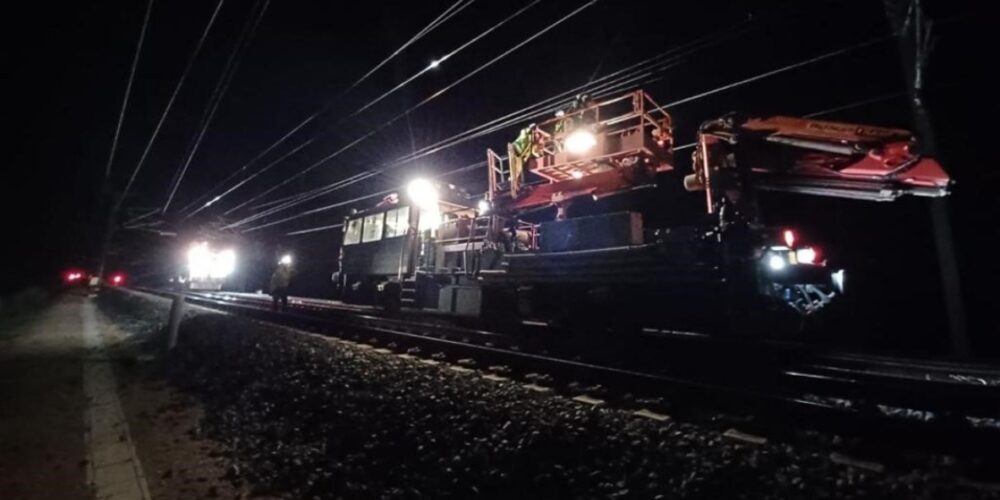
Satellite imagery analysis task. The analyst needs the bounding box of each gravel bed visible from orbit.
[101,290,996,499]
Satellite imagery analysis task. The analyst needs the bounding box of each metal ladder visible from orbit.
[464,216,493,276]
[487,148,517,199]
[400,276,418,307]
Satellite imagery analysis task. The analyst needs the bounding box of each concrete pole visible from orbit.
[166,291,185,350]
[883,0,970,357]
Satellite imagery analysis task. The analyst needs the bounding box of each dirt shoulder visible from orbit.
[99,309,274,500]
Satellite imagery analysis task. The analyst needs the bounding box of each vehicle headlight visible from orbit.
[767,254,786,271]
[211,249,237,278]
[188,242,212,279]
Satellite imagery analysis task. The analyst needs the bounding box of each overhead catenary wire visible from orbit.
[804,91,906,118]
[117,0,227,205]
[235,160,491,234]
[228,31,882,232]
[349,21,752,171]
[199,0,550,219]
[162,0,271,213]
[224,65,655,228]
[219,21,753,219]
[103,0,155,183]
[218,0,602,225]
[217,0,549,219]
[223,26,749,230]
[234,54,669,221]
[278,91,916,237]
[180,0,475,218]
[347,0,477,93]
[351,0,543,118]
[242,160,487,234]
[662,35,891,109]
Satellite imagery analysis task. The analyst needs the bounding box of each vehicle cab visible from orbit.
[335,181,479,311]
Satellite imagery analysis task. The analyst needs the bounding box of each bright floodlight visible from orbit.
[795,247,817,265]
[477,199,490,215]
[189,242,236,280]
[212,249,237,279]
[279,254,293,265]
[407,178,439,211]
[565,129,597,154]
[188,242,213,279]
[570,170,584,179]
[768,254,786,271]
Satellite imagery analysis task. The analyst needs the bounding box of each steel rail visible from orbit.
[129,286,1000,458]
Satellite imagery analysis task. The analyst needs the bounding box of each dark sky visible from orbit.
[5,1,996,351]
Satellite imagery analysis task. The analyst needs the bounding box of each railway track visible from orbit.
[132,286,1000,462]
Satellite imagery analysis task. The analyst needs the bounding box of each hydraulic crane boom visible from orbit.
[685,113,951,209]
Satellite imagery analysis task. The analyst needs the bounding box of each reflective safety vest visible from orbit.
[512,127,535,160]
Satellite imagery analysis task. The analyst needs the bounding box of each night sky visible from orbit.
[5,1,997,354]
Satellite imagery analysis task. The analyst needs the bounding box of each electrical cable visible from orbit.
[162,0,271,212]
[180,0,475,218]
[230,29,882,231]
[218,0,601,222]
[118,0,227,204]
[104,0,155,182]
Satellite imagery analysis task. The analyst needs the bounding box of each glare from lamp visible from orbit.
[212,249,237,279]
[187,242,212,279]
[565,129,597,154]
[767,254,786,271]
[795,247,817,265]
[570,170,584,179]
[407,178,439,211]
[477,199,490,215]
[279,254,293,266]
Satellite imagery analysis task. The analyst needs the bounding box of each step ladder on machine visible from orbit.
[400,276,418,307]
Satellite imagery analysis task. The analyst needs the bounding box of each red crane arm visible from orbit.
[687,114,951,203]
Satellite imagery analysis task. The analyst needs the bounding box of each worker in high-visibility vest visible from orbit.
[554,94,595,150]
[510,123,540,187]
[270,257,293,311]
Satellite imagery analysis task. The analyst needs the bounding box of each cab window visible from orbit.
[362,213,384,243]
[384,206,410,238]
[344,217,363,245]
